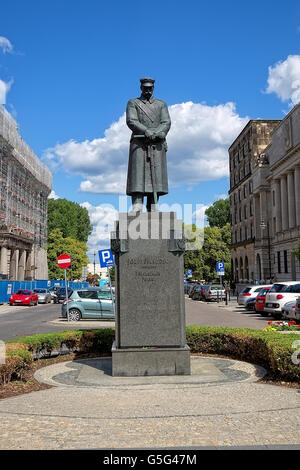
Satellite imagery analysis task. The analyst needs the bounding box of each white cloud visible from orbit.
[80,202,118,256]
[214,193,228,200]
[0,79,12,105]
[43,101,248,194]
[0,37,13,54]
[48,190,60,199]
[265,55,300,107]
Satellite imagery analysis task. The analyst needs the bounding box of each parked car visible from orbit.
[9,289,38,306]
[188,284,198,298]
[255,287,271,316]
[281,300,297,321]
[238,285,272,306]
[244,296,256,311]
[184,282,194,295]
[203,285,226,302]
[61,288,114,321]
[295,297,300,321]
[264,281,300,320]
[54,287,73,304]
[192,284,210,300]
[33,288,52,304]
[48,286,60,302]
[191,284,203,300]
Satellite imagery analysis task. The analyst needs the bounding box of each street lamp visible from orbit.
[260,219,272,282]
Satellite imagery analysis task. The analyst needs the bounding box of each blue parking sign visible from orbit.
[216,261,225,275]
[98,249,114,268]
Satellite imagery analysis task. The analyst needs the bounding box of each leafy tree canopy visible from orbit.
[47,229,90,280]
[48,198,92,243]
[184,223,231,282]
[205,198,230,228]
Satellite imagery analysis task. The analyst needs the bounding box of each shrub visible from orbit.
[3,326,300,385]
[186,326,300,382]
[0,350,33,384]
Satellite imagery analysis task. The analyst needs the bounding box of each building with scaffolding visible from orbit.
[0,105,52,280]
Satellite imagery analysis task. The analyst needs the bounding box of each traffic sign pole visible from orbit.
[57,254,72,322]
[65,269,70,322]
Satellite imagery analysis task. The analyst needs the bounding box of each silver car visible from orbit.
[203,285,226,302]
[282,300,297,321]
[33,288,52,304]
[238,285,272,306]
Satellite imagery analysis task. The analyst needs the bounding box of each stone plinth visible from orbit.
[111,212,190,376]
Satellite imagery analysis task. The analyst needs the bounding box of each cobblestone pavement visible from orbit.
[0,357,299,449]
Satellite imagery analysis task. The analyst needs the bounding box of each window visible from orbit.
[250,199,253,216]
[277,252,281,274]
[245,226,248,240]
[285,284,300,293]
[284,250,288,273]
[272,191,275,206]
[249,181,253,194]
[244,185,247,199]
[269,283,287,293]
[98,290,112,300]
[78,290,98,299]
[244,205,247,219]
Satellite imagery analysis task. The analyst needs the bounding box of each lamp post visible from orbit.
[260,219,272,282]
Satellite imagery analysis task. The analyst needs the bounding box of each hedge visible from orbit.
[1,326,300,385]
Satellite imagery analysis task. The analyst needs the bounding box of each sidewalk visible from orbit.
[0,355,299,449]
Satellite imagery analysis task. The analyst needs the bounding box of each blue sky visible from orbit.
[1,0,300,255]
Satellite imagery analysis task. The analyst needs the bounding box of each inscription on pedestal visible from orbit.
[117,238,185,349]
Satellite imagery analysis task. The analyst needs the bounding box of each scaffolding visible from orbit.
[0,105,52,246]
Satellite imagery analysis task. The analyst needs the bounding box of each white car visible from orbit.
[281,300,297,321]
[264,281,300,320]
[238,285,272,306]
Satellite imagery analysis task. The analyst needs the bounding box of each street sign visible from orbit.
[98,249,114,268]
[187,269,192,278]
[216,261,225,276]
[57,254,72,322]
[57,254,72,269]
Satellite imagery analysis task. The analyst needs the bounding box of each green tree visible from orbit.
[48,198,92,243]
[184,223,231,282]
[205,198,230,228]
[292,239,300,263]
[47,229,89,280]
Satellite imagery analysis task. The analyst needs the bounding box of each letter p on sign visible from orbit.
[98,249,114,268]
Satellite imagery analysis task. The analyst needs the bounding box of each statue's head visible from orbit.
[140,77,155,100]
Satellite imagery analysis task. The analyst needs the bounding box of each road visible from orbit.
[0,297,273,342]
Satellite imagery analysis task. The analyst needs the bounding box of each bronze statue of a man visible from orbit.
[126,78,171,212]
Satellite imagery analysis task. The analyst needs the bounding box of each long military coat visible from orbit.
[126,95,171,196]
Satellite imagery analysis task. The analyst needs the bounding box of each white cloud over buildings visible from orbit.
[0,79,13,105]
[265,55,300,107]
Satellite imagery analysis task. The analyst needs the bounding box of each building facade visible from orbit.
[0,106,52,280]
[228,120,280,285]
[254,104,300,283]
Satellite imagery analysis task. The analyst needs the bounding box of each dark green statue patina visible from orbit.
[126,78,171,212]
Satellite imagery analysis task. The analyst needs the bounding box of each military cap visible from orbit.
[140,77,155,86]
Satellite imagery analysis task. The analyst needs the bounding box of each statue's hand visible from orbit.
[155,132,165,140]
[145,129,155,139]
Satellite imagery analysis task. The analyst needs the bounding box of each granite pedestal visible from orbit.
[111,212,190,376]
